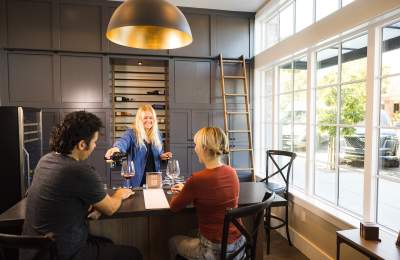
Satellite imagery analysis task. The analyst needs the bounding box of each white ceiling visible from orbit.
[112,0,268,12]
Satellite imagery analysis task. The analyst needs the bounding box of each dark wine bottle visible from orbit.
[105,152,128,167]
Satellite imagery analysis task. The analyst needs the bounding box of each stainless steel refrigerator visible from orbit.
[0,107,42,213]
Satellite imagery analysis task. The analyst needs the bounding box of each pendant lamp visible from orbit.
[106,0,193,50]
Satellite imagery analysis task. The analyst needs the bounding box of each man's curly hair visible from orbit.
[50,111,103,155]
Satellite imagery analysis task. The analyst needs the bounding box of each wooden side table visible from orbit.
[336,229,400,260]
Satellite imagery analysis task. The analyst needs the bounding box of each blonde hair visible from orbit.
[194,127,229,160]
[132,104,162,150]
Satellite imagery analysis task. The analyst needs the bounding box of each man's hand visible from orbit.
[160,152,173,160]
[171,183,184,193]
[88,210,102,220]
[113,188,134,200]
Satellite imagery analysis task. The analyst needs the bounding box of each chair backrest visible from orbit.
[265,150,296,192]
[221,192,275,260]
[0,233,56,260]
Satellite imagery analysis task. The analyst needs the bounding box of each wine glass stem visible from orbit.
[172,177,175,187]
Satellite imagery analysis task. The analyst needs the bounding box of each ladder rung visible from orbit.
[230,148,252,152]
[224,76,246,79]
[235,168,254,171]
[222,59,244,64]
[225,94,247,97]
[227,111,249,114]
[227,130,250,133]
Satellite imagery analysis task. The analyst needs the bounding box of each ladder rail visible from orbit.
[219,54,231,165]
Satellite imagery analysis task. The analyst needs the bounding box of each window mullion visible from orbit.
[335,44,342,206]
[306,51,315,196]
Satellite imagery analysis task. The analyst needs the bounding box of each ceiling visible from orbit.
[111,0,268,12]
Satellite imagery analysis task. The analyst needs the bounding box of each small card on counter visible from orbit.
[143,189,170,209]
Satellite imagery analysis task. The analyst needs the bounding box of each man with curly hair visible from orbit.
[20,111,142,260]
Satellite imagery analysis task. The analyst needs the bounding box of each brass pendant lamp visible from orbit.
[106,0,193,50]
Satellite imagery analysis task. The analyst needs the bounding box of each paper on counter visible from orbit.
[143,189,170,209]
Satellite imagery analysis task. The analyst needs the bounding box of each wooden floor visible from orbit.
[265,231,309,260]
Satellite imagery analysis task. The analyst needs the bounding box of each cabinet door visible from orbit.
[169,13,210,57]
[190,110,211,140]
[169,110,190,144]
[85,109,110,148]
[174,60,211,105]
[7,1,52,49]
[214,15,250,58]
[60,4,102,52]
[8,53,54,104]
[86,148,108,184]
[60,55,103,104]
[170,144,190,178]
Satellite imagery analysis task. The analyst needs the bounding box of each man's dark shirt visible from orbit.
[21,152,106,260]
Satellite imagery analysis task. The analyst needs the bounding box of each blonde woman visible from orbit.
[105,104,172,187]
[169,127,245,260]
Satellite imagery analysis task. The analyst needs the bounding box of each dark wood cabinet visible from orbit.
[169,13,211,57]
[60,55,103,104]
[8,53,54,104]
[41,110,60,154]
[7,1,52,49]
[60,3,102,52]
[169,110,190,144]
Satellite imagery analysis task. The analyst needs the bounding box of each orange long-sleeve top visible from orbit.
[169,165,241,244]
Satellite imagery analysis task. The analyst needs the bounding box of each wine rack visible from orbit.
[110,59,169,149]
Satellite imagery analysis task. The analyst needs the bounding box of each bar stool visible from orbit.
[260,150,296,254]
[0,232,56,260]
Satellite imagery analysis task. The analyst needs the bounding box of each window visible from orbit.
[280,3,294,40]
[377,21,400,231]
[314,34,367,215]
[316,0,338,21]
[277,57,308,189]
[266,15,279,49]
[296,0,313,32]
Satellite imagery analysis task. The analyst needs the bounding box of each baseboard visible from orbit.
[275,227,333,260]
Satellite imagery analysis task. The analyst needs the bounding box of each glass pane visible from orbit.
[342,0,354,7]
[294,57,308,90]
[341,34,368,83]
[292,156,306,189]
[314,162,336,203]
[316,0,338,21]
[264,70,274,124]
[266,15,279,48]
[340,127,364,167]
[294,124,307,153]
[316,86,337,125]
[382,21,400,76]
[338,166,363,215]
[315,125,337,165]
[296,0,313,32]
[280,3,294,40]
[378,128,400,177]
[264,95,273,123]
[380,75,400,127]
[294,91,307,124]
[377,179,400,231]
[317,46,339,86]
[279,93,292,124]
[264,70,273,95]
[278,124,293,151]
[279,62,293,93]
[340,82,366,125]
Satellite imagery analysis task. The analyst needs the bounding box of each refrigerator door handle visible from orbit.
[23,147,31,187]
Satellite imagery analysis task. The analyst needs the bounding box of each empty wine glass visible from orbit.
[166,159,180,188]
[121,159,135,188]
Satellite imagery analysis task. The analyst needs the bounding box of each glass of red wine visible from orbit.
[121,159,135,188]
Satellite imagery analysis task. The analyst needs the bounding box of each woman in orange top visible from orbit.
[169,127,245,260]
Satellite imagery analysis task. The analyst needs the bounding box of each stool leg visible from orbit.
[266,208,271,255]
[285,203,292,246]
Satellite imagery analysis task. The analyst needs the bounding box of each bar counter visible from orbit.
[0,182,286,259]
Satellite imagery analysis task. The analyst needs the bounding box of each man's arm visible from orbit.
[93,188,133,216]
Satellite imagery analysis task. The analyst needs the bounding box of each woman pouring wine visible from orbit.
[105,104,172,187]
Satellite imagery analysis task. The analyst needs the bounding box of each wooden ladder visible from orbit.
[218,54,254,181]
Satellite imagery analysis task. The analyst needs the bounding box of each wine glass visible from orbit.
[121,159,135,188]
[166,159,180,188]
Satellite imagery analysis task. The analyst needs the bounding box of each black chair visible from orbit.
[260,150,296,254]
[221,192,275,260]
[0,232,57,260]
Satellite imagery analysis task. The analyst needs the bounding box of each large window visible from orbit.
[256,0,355,53]
[277,57,308,189]
[314,34,367,215]
[377,21,400,231]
